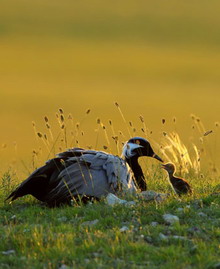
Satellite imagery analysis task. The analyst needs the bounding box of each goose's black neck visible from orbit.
[126,156,147,191]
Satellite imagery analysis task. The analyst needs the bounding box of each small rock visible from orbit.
[151,221,158,227]
[106,193,127,205]
[163,214,179,225]
[2,250,16,255]
[145,236,153,243]
[82,219,99,226]
[159,233,168,241]
[138,191,169,202]
[59,265,70,269]
[188,226,201,234]
[213,262,220,269]
[172,235,187,240]
[57,216,67,222]
[125,201,136,206]
[120,226,129,232]
[198,212,207,217]
[155,193,169,203]
[92,252,100,258]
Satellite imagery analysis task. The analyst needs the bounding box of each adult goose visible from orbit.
[6,137,163,206]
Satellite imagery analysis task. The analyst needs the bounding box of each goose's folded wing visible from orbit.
[44,151,136,204]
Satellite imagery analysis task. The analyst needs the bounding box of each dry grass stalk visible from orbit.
[161,131,200,174]
[115,101,131,136]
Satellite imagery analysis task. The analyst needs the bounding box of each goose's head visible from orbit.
[122,137,163,162]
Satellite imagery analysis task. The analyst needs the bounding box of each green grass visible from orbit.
[1,168,220,269]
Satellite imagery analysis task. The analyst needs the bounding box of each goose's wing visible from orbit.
[44,150,136,205]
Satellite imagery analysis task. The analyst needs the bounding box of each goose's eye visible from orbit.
[135,140,140,145]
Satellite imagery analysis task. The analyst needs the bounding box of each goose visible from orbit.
[6,137,163,206]
[161,163,192,196]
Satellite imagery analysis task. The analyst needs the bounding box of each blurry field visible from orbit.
[0,0,220,175]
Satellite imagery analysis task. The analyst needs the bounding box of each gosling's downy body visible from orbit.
[6,137,163,206]
[162,163,192,196]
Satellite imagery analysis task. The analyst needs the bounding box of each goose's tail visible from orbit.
[5,158,63,203]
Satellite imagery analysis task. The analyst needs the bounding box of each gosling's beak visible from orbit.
[161,164,166,169]
[152,153,163,163]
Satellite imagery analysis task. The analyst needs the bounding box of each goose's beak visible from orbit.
[152,153,163,163]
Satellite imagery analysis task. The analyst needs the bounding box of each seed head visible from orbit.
[139,115,144,123]
[112,136,118,142]
[60,115,65,123]
[59,108,64,114]
[44,116,49,123]
[115,102,119,108]
[204,130,213,136]
[46,123,50,129]
[37,132,43,138]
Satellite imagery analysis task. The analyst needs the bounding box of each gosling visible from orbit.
[161,163,192,196]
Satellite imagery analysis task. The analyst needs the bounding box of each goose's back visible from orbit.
[44,149,136,205]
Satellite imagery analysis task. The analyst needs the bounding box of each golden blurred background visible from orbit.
[0,0,220,174]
